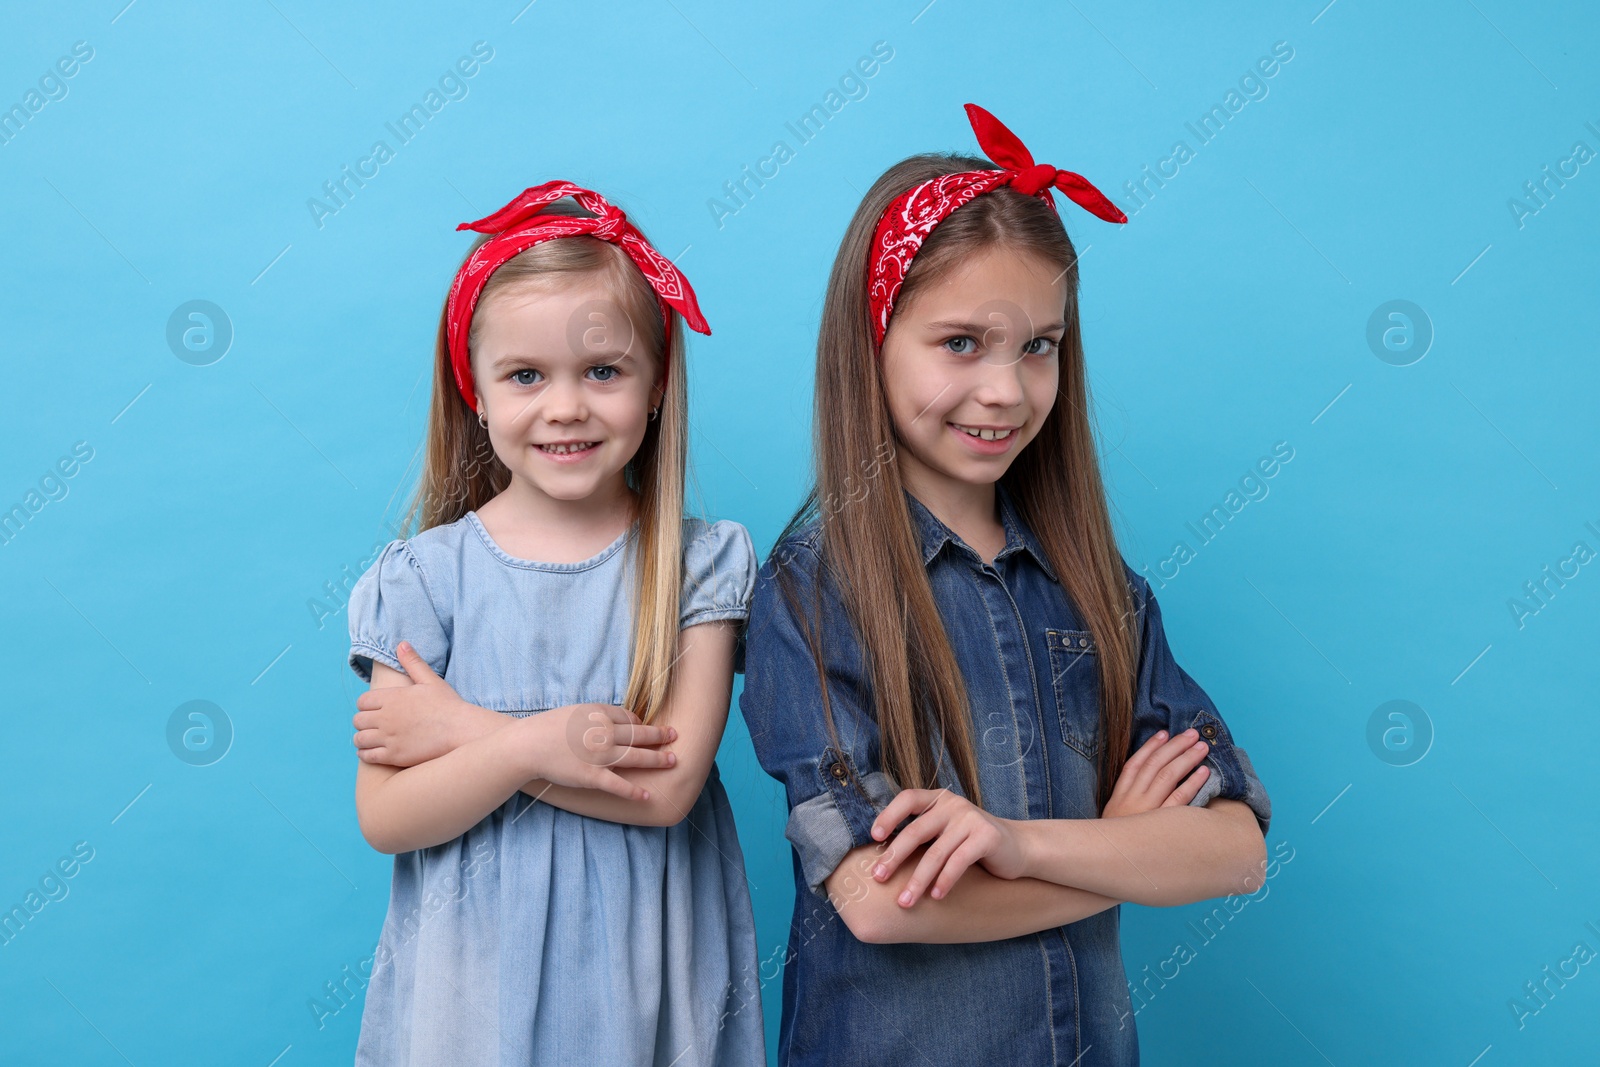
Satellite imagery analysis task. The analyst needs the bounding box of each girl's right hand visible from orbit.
[522,703,679,801]
[353,642,478,767]
[1101,728,1212,818]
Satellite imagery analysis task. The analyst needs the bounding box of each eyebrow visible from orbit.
[922,319,1068,335]
[490,352,638,371]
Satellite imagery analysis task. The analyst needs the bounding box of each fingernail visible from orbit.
[871,825,884,840]
[898,890,912,906]
[931,886,943,899]
[667,753,677,765]
[873,864,886,879]
[1156,730,1167,740]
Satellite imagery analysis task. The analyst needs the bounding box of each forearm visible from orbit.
[359,719,540,853]
[455,703,707,828]
[441,704,571,801]
[829,843,1120,944]
[518,774,700,828]
[1015,800,1266,907]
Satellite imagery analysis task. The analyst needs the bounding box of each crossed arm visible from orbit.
[352,621,739,853]
[823,731,1268,945]
[502,621,739,827]
[354,629,1267,947]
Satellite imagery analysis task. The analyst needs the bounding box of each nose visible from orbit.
[540,375,589,424]
[971,353,1027,410]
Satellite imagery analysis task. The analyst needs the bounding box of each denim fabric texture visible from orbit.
[347,512,766,1066]
[738,483,1271,1066]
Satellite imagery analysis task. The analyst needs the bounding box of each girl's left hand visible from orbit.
[353,642,483,767]
[867,789,1026,907]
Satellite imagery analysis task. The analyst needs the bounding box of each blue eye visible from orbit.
[1027,337,1061,356]
[943,336,978,355]
[588,364,619,382]
[510,368,541,386]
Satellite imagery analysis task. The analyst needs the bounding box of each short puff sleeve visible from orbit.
[1124,564,1272,836]
[347,540,451,683]
[679,519,757,630]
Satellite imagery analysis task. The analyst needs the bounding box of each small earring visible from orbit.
[477,410,488,429]
[648,406,660,421]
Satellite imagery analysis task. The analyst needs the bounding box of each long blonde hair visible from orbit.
[776,154,1140,812]
[402,199,688,724]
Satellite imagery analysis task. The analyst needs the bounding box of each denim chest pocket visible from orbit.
[1045,628,1102,761]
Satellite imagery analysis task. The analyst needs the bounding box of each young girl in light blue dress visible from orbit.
[343,180,764,1066]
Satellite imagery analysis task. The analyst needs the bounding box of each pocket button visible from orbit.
[1047,628,1102,761]
[1200,723,1217,739]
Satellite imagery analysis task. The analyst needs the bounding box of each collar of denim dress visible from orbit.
[902,482,1060,583]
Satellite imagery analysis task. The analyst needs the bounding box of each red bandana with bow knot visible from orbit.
[444,180,710,411]
[866,103,1127,346]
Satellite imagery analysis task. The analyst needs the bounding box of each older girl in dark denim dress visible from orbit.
[738,106,1272,1066]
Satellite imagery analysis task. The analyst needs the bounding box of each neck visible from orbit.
[495,472,637,539]
[900,463,1000,543]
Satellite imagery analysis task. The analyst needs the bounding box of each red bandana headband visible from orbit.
[444,179,710,411]
[866,103,1128,346]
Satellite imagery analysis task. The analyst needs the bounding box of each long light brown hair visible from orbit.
[400,199,689,724]
[776,153,1140,813]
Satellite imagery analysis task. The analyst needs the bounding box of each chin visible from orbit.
[965,453,1024,484]
[511,466,594,498]
[538,477,608,500]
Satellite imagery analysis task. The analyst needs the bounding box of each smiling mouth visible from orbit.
[536,441,599,455]
[950,423,1018,442]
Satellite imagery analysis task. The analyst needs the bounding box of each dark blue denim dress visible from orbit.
[738,483,1271,1066]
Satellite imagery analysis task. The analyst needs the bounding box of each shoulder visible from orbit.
[681,516,758,580]
[741,519,867,682]
[351,519,474,613]
[348,530,460,680]
[758,518,824,584]
[678,516,758,626]
[681,513,752,554]
[401,516,473,572]
[352,537,436,607]
[357,537,424,587]
[748,520,846,635]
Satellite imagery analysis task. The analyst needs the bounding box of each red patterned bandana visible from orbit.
[866,103,1127,347]
[445,180,710,411]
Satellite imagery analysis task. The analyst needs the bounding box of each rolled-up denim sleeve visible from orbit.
[737,539,899,900]
[1124,564,1272,837]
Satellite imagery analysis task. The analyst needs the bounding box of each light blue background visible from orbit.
[2,1,1596,1063]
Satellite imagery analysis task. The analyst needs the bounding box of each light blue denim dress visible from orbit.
[346,510,765,1066]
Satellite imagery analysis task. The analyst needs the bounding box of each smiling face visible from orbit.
[469,275,661,506]
[878,243,1068,505]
